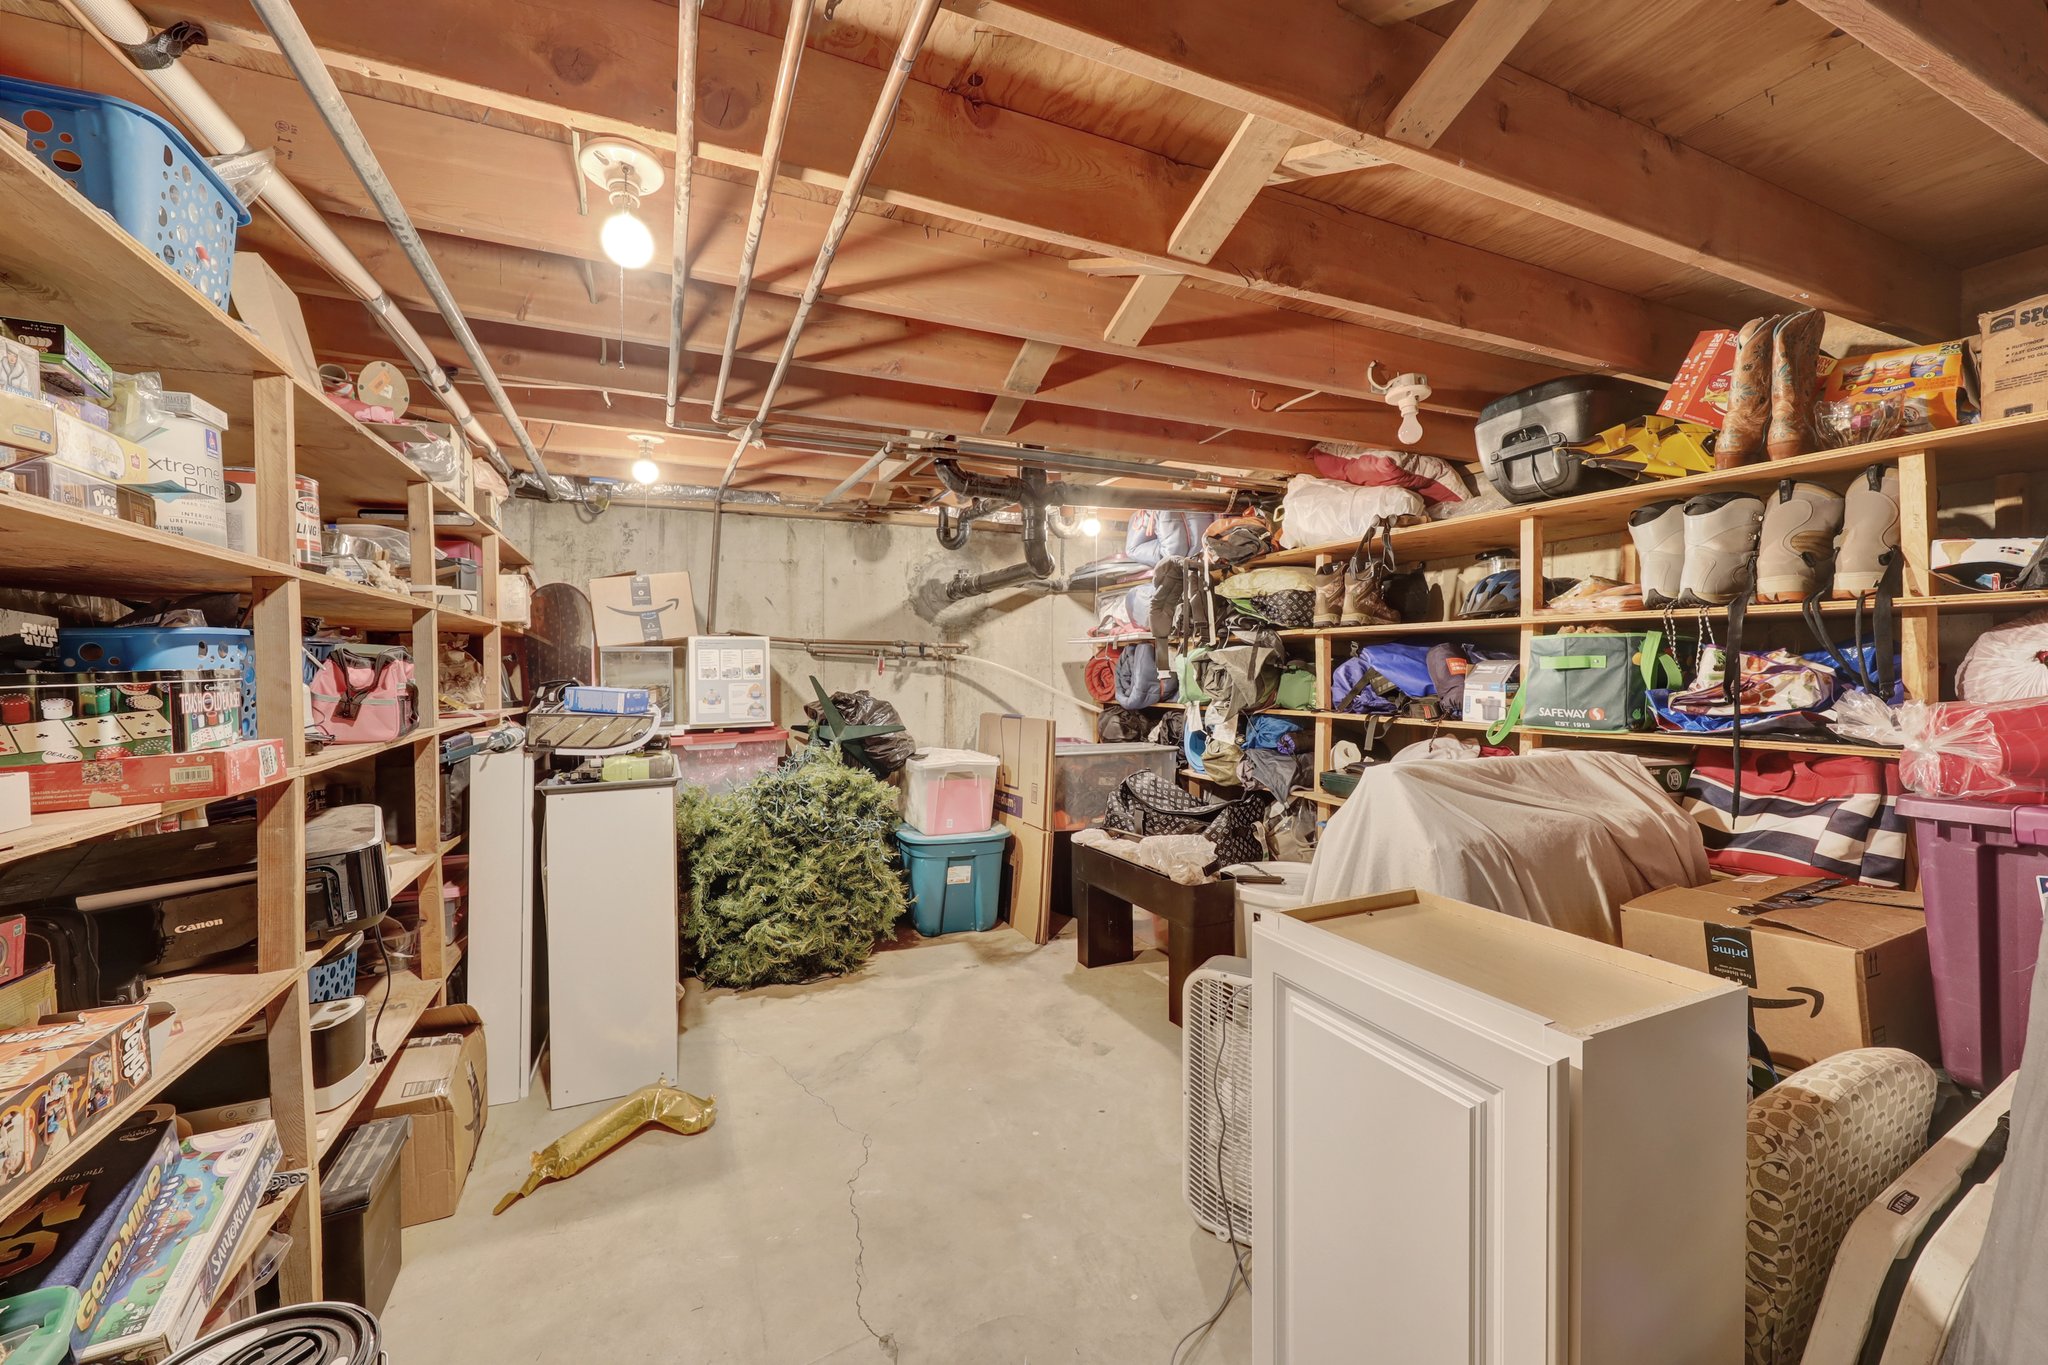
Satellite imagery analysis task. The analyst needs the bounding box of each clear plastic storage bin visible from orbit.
[673,728,789,795]
[1052,740,1178,831]
[901,748,1000,835]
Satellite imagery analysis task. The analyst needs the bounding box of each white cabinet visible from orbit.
[540,778,681,1109]
[1252,890,1747,1365]
[467,748,537,1104]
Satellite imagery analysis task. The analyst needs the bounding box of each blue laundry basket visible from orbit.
[896,824,1011,937]
[0,76,248,308]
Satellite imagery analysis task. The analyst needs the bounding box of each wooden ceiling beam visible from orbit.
[100,0,1707,375]
[950,0,1963,340]
[298,296,1316,477]
[981,339,1062,436]
[1796,0,2048,168]
[247,213,1498,441]
[1383,0,1555,150]
[1267,140,1386,184]
[1105,113,1296,347]
[1337,0,1460,23]
[0,7,1542,422]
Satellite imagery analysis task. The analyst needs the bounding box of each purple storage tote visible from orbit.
[1900,794,2048,1091]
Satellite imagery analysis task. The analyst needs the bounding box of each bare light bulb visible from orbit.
[631,457,659,485]
[1080,516,1101,537]
[1397,410,1424,444]
[601,210,655,270]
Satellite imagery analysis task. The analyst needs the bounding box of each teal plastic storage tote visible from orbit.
[896,824,1011,937]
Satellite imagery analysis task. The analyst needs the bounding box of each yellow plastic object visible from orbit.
[493,1083,717,1214]
[1572,415,1717,481]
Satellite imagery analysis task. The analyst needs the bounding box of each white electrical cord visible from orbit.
[944,652,1104,716]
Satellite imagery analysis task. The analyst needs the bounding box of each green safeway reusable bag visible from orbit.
[1486,632,1681,743]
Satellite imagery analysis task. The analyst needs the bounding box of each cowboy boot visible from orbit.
[1767,308,1825,461]
[1340,563,1399,628]
[1313,562,1346,628]
[1716,314,1778,469]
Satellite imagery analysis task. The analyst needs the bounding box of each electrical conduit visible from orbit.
[245,0,558,490]
[64,0,544,490]
[664,0,702,430]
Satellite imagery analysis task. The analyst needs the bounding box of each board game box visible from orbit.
[76,1121,280,1363]
[0,1110,178,1301]
[0,1006,152,1201]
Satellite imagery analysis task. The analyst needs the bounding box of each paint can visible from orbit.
[223,469,321,563]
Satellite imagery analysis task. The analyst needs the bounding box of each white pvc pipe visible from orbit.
[66,0,525,481]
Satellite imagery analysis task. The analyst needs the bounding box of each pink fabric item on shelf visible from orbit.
[325,392,400,424]
[1310,442,1474,505]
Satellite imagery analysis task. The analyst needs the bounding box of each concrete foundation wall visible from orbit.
[501,499,1108,750]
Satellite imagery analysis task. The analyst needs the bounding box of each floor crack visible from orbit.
[716,1029,899,1361]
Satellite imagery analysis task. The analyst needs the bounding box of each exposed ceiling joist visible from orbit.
[1796,0,2048,168]
[299,297,1319,476]
[1338,0,1459,23]
[1383,0,1556,150]
[981,339,1062,436]
[105,0,1708,375]
[1266,140,1386,184]
[1105,113,1296,346]
[255,215,1492,442]
[948,0,1963,339]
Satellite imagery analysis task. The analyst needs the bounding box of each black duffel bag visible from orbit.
[1103,771,1268,866]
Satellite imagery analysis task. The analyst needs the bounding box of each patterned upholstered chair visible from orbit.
[1744,1048,1938,1365]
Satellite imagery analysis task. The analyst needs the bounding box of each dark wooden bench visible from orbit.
[1071,841,1237,1026]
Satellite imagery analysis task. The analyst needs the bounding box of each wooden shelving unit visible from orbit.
[0,132,524,1302]
[1250,419,2037,806]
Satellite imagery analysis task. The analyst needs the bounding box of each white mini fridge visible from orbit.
[540,776,680,1108]
[682,635,772,729]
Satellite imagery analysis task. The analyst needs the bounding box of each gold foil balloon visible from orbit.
[494,1083,716,1214]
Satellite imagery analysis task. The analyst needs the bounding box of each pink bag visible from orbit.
[309,645,418,743]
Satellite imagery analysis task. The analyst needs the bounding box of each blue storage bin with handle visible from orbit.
[0,76,249,309]
[896,824,1011,937]
[55,626,257,739]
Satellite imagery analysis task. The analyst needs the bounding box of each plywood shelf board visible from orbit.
[0,494,519,631]
[387,847,436,896]
[0,799,213,869]
[1257,415,2048,570]
[0,964,299,1227]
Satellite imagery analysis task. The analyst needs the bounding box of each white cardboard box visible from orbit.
[0,772,27,834]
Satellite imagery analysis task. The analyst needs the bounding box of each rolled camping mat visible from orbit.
[162,1304,382,1365]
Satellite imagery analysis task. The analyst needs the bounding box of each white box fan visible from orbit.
[1183,955,1254,1245]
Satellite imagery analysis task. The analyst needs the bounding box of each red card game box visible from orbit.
[25,740,284,814]
[0,914,23,985]
[1658,328,1738,430]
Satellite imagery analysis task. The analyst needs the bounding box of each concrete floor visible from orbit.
[382,929,1251,1364]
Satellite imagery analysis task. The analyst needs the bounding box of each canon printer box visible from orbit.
[1622,876,1936,1071]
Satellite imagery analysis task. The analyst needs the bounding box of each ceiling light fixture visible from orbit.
[1080,515,1101,537]
[626,432,664,485]
[578,137,666,271]
[1367,363,1432,447]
